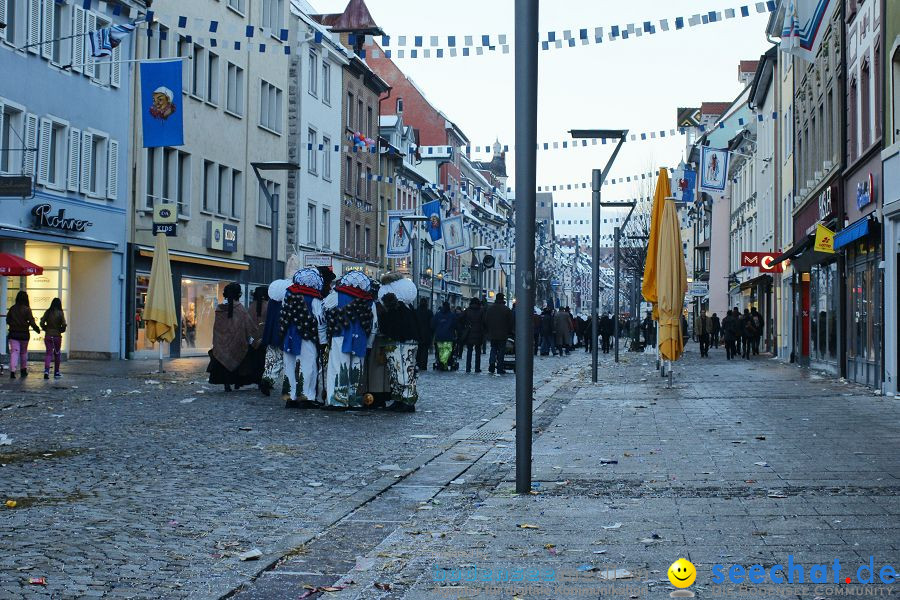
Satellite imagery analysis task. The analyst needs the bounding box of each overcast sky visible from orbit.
[311,0,774,238]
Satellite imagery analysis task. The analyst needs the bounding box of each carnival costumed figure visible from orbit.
[280,268,327,408]
[323,271,378,408]
[260,278,291,397]
[377,273,420,412]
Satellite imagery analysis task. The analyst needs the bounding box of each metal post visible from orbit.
[591,169,602,382]
[430,246,436,307]
[614,225,620,363]
[514,0,538,496]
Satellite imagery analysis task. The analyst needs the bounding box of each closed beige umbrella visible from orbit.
[143,233,177,372]
[656,199,687,363]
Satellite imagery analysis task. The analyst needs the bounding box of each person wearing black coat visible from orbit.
[710,313,721,348]
[483,294,514,374]
[740,308,754,359]
[722,309,739,360]
[459,298,486,373]
[539,307,555,356]
[414,298,433,371]
[598,313,612,354]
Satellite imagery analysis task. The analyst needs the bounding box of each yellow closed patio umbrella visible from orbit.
[641,167,671,310]
[656,199,688,364]
[143,232,177,372]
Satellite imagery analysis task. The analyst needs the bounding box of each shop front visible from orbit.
[1,197,126,360]
[839,158,882,388]
[883,142,900,395]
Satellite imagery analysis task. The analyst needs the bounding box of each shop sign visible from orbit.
[304,254,333,268]
[689,282,709,297]
[207,221,238,252]
[222,224,237,252]
[153,223,177,236]
[153,204,178,224]
[0,175,33,197]
[856,173,875,210]
[814,224,835,254]
[741,251,783,273]
[31,203,93,232]
[817,186,834,221]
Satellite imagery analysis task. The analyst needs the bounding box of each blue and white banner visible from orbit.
[441,215,466,252]
[140,60,184,148]
[421,200,443,242]
[677,167,696,203]
[780,0,837,62]
[89,22,136,57]
[386,211,413,258]
[699,147,729,193]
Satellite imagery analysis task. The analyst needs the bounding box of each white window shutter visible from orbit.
[37,118,51,186]
[72,7,85,73]
[26,0,40,54]
[80,130,93,194]
[106,139,119,200]
[86,13,97,79]
[23,114,39,176]
[0,0,7,44]
[67,127,81,192]
[111,45,121,88]
[41,0,54,60]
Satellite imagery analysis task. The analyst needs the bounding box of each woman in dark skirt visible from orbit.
[247,286,269,388]
[207,282,257,391]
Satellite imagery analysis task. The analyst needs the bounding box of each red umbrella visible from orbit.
[0,253,43,276]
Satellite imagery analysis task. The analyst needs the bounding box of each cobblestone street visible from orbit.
[0,354,564,599]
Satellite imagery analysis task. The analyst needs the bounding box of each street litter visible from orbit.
[238,548,262,561]
[601,523,622,529]
[308,482,324,487]
[593,549,608,554]
[180,398,196,404]
[0,434,11,446]
[598,569,633,580]
[101,389,112,397]
[238,427,252,431]
[517,523,539,529]
[600,459,618,465]
[450,478,465,485]
[753,462,770,467]
[28,577,47,585]
[755,436,766,440]
[299,585,347,598]
[144,379,160,385]
[374,582,393,591]
[5,500,17,508]
[767,490,788,498]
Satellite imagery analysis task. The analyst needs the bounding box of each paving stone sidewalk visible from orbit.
[269,345,900,600]
[0,354,566,599]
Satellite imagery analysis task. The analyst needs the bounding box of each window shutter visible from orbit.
[106,139,119,199]
[86,13,97,79]
[80,130,93,194]
[0,0,7,44]
[111,45,121,88]
[0,101,5,170]
[27,0,40,54]
[37,118,52,186]
[23,114,39,176]
[41,0,54,60]
[72,7,86,74]
[67,127,81,192]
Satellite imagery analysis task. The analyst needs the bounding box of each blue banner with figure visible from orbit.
[140,60,184,148]
[421,200,442,242]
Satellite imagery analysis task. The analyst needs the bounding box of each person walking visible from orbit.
[598,312,611,354]
[722,309,738,360]
[39,298,67,379]
[414,298,433,371]
[532,308,542,355]
[750,307,763,355]
[377,281,421,412]
[641,311,655,350]
[247,286,269,389]
[539,306,555,356]
[483,293,514,374]
[207,282,257,391]
[6,291,41,379]
[583,314,594,353]
[710,312,721,349]
[694,310,711,358]
[431,301,457,370]
[553,307,570,356]
[740,308,753,359]
[459,298,486,373]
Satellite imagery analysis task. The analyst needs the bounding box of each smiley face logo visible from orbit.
[668,558,696,588]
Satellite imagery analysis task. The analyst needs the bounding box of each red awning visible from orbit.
[0,253,43,276]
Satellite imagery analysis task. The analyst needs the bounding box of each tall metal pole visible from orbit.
[613,225,620,362]
[591,169,602,382]
[514,0,538,495]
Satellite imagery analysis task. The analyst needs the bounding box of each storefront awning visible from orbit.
[770,235,813,266]
[138,246,250,271]
[833,217,873,250]
[740,274,773,291]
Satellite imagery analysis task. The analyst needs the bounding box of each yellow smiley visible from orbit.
[668,558,696,588]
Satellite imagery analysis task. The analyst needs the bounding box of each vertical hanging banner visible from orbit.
[780,0,838,62]
[140,60,184,148]
[386,210,413,257]
[698,147,729,193]
[441,215,466,251]
[421,200,443,242]
[678,166,696,203]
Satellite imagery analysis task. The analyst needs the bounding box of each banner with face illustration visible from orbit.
[421,200,443,242]
[141,60,184,148]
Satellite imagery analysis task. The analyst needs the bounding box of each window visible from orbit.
[191,43,206,99]
[357,99,363,132]
[355,161,362,197]
[366,106,373,138]
[347,92,354,127]
[364,227,371,256]
[893,48,900,144]
[261,0,284,31]
[207,52,220,105]
[231,170,243,218]
[259,80,283,133]
[1,0,23,46]
[396,98,404,113]
[345,156,352,192]
[178,36,191,90]
[257,179,280,227]
[218,165,229,215]
[322,62,331,104]
[355,224,361,254]
[307,203,316,244]
[147,23,170,59]
[145,147,190,216]
[344,219,351,251]
[203,160,215,212]
[308,50,318,96]
[307,128,317,174]
[0,102,25,174]
[366,167,372,201]
[874,43,882,140]
[51,2,71,65]
[85,133,108,197]
[226,62,245,116]
[861,58,871,152]
[322,136,332,180]
[37,118,67,189]
[227,0,245,14]
[849,77,858,162]
[322,208,331,248]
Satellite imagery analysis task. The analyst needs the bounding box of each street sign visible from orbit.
[153,223,177,236]
[0,175,33,197]
[689,282,709,297]
[304,253,333,268]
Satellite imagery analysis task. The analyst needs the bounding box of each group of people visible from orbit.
[692,306,763,359]
[5,291,67,380]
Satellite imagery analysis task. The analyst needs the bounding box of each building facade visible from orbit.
[882,0,900,396]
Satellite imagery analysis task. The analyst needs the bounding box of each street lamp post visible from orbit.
[568,130,628,380]
[399,215,429,305]
[251,161,301,281]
